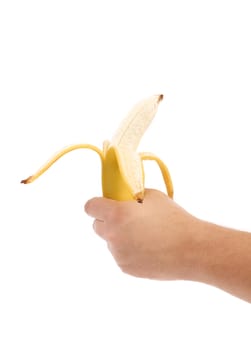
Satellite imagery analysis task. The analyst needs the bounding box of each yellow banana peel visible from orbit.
[21,94,173,202]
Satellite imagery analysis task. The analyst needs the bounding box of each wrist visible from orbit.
[180,218,251,290]
[174,215,251,302]
[177,217,212,282]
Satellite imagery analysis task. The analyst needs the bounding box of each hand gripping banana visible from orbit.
[21,94,173,202]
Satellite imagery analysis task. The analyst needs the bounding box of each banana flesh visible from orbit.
[21,95,173,202]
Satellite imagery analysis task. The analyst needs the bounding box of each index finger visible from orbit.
[84,197,117,221]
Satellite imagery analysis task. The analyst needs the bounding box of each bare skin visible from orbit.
[84,189,251,303]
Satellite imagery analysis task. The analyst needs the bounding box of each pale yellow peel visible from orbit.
[21,144,104,184]
[140,152,174,198]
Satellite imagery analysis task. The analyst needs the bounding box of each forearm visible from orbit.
[187,220,251,303]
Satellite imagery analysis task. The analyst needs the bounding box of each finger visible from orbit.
[93,219,107,239]
[85,197,117,221]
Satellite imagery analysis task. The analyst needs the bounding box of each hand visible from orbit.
[84,189,199,280]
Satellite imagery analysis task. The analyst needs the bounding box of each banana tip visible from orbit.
[158,94,164,102]
[136,191,144,203]
[20,176,32,184]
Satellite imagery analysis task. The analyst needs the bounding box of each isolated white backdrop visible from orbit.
[0,0,251,349]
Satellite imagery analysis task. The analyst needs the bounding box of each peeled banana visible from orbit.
[21,94,173,202]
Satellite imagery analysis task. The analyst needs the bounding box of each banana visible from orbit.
[21,94,173,202]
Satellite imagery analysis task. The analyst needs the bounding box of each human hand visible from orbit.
[84,189,200,280]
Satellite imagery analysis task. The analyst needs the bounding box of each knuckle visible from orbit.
[84,198,95,215]
[107,204,128,225]
[84,200,91,213]
[93,219,105,238]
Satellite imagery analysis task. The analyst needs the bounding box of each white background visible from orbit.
[1,0,251,349]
